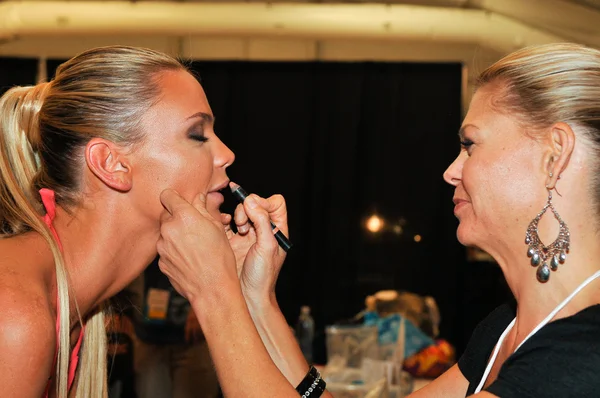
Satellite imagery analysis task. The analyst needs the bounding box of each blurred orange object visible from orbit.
[403,339,455,378]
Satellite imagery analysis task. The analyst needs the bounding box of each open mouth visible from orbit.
[218,186,228,195]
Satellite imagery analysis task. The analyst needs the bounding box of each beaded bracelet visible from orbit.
[295,366,326,397]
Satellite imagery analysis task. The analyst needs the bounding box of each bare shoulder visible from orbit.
[0,236,57,396]
[0,281,56,395]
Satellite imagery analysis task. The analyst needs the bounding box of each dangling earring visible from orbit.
[525,182,570,283]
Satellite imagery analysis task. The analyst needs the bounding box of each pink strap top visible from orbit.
[40,188,84,398]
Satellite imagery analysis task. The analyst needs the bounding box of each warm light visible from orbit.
[392,225,403,235]
[414,234,422,242]
[366,215,384,233]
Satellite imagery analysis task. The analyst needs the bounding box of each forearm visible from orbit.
[245,295,308,385]
[190,284,298,398]
[246,295,334,398]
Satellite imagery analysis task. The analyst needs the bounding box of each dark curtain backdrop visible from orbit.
[0,57,38,96]
[39,58,511,363]
[191,61,468,363]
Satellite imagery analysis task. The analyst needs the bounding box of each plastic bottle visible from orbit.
[296,305,315,364]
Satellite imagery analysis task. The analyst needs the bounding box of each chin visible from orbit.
[455,223,475,247]
[206,202,223,221]
[208,208,222,221]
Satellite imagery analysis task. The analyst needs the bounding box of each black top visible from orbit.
[458,301,600,397]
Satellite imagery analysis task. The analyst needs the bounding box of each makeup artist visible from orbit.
[158,43,600,398]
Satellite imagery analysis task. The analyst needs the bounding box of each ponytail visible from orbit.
[0,84,107,398]
[0,83,49,234]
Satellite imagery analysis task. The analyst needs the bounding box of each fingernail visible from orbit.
[245,195,257,209]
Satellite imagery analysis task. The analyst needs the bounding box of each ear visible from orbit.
[85,138,133,192]
[544,122,575,190]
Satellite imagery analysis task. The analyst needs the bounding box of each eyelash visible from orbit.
[189,134,208,143]
[460,139,474,149]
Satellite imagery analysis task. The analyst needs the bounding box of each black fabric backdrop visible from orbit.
[0,57,38,95]
[4,57,512,363]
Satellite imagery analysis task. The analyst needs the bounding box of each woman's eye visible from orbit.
[189,134,208,143]
[460,139,474,149]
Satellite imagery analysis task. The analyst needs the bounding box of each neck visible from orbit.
[51,198,157,326]
[492,227,600,346]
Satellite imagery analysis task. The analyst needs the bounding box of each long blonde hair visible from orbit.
[0,46,185,397]
[476,43,600,211]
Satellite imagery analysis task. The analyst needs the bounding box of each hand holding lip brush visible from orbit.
[229,182,293,252]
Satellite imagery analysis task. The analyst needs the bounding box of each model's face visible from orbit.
[132,69,235,223]
[443,85,547,251]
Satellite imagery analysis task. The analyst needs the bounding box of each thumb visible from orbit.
[160,189,187,215]
[190,193,220,223]
[191,192,210,216]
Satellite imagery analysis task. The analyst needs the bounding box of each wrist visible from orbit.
[242,287,277,312]
[240,278,277,305]
[189,279,243,324]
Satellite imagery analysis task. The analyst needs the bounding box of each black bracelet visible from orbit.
[295,366,326,398]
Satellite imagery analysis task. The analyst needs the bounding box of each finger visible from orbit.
[220,213,232,225]
[191,193,212,218]
[221,213,235,238]
[159,210,171,225]
[243,194,278,250]
[234,203,251,234]
[243,194,289,236]
[160,189,188,215]
[263,194,289,236]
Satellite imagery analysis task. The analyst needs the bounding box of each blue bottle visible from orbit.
[296,306,315,364]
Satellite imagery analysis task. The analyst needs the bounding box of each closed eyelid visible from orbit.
[459,124,479,140]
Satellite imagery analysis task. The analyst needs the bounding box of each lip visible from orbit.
[206,191,225,210]
[209,179,230,194]
[453,198,469,214]
[207,190,225,202]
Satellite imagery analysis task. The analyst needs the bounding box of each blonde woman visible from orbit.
[0,47,236,397]
[157,43,600,398]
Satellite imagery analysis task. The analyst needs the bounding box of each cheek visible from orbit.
[167,153,214,202]
[140,148,213,203]
[464,147,541,227]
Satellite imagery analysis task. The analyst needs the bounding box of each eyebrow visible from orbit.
[186,112,215,125]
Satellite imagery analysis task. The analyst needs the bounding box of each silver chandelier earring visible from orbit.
[525,183,570,283]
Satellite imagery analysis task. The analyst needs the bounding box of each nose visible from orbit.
[443,151,465,187]
[213,135,235,169]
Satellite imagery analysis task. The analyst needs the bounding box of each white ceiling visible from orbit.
[1,0,598,51]
[121,0,600,48]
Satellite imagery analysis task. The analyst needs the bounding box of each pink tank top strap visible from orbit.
[39,188,62,252]
[39,188,84,397]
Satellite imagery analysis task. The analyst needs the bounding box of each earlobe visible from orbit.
[85,138,133,192]
[545,122,575,189]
